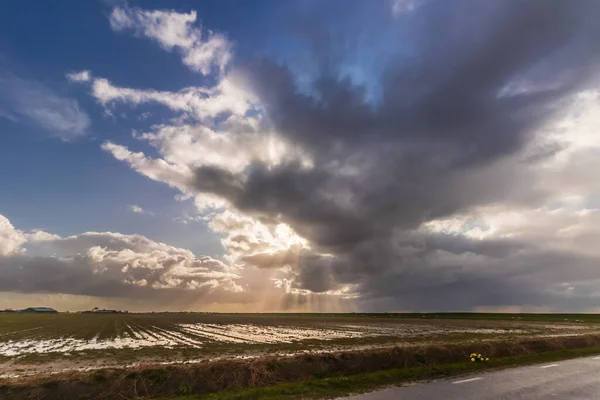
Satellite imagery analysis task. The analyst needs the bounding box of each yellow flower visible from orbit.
[471,358,475,362]
[478,354,481,357]
[486,358,489,361]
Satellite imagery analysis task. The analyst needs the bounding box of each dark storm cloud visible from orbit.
[244,0,600,161]
[195,162,373,249]
[358,249,600,311]
[423,233,525,259]
[190,0,600,308]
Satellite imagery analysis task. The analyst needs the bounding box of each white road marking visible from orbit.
[452,377,482,384]
[540,363,559,369]
[592,357,600,360]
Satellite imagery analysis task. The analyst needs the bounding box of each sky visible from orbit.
[1,0,600,312]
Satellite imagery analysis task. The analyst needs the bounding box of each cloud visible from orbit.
[0,108,18,122]
[207,209,308,264]
[82,1,600,311]
[242,246,302,269]
[66,70,91,82]
[139,111,152,120]
[101,141,194,192]
[0,214,26,256]
[392,0,420,16]
[109,6,231,75]
[0,73,90,140]
[128,204,154,216]
[0,215,59,256]
[0,213,243,302]
[89,76,254,121]
[24,230,62,243]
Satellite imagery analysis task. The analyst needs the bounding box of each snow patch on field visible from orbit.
[0,327,202,357]
[179,323,424,343]
[0,322,532,357]
[178,323,527,344]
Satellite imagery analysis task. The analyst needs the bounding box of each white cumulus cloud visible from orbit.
[0,214,60,255]
[0,214,26,256]
[66,70,91,82]
[109,6,231,75]
[0,214,244,300]
[90,76,254,122]
[129,204,154,216]
[101,141,194,192]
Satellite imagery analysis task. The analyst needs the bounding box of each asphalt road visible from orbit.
[342,355,600,399]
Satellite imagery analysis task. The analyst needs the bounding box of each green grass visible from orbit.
[172,346,600,400]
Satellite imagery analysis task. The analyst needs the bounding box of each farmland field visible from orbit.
[2,312,599,380]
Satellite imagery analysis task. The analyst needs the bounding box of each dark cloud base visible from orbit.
[191,0,600,309]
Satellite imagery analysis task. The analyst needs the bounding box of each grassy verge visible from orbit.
[181,346,600,400]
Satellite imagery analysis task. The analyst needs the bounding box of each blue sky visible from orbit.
[2,0,600,312]
[0,0,266,256]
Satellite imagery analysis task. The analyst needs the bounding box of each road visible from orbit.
[342,355,600,399]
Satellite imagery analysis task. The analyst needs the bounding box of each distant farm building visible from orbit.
[20,307,58,314]
[82,308,121,314]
